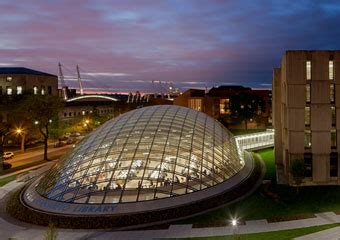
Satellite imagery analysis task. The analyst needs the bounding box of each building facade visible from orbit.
[174,86,272,128]
[273,50,340,185]
[0,67,58,96]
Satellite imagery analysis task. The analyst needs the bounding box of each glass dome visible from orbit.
[36,105,243,204]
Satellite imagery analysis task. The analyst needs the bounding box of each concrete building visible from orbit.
[273,50,340,185]
[0,67,58,96]
[174,86,272,128]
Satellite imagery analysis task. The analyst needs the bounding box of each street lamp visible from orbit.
[15,128,25,153]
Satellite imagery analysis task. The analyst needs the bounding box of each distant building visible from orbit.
[174,86,272,128]
[0,67,58,96]
[273,50,339,185]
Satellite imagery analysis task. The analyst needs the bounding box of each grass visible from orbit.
[0,175,17,187]
[255,148,275,181]
[178,148,340,225]
[178,223,340,240]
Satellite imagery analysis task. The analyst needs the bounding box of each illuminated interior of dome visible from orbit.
[36,105,244,204]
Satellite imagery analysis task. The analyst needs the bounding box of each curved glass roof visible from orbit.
[36,105,243,204]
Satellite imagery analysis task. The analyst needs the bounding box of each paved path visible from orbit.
[295,226,340,240]
[1,166,340,239]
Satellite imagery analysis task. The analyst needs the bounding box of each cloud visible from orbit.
[0,0,340,92]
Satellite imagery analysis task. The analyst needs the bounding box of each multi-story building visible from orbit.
[273,50,340,185]
[174,86,272,128]
[0,67,58,96]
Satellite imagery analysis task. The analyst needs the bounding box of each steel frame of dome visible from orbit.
[21,105,258,221]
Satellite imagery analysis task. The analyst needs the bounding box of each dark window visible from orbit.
[304,153,312,177]
[48,86,52,95]
[330,152,338,177]
[0,86,2,95]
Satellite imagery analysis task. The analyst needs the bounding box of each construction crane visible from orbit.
[58,62,68,100]
[76,65,84,95]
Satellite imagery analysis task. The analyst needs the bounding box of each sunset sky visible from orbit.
[1,0,340,93]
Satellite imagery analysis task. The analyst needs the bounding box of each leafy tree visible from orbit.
[229,92,264,129]
[290,159,305,194]
[0,121,10,173]
[17,95,63,160]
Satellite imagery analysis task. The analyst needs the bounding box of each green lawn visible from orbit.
[178,148,340,224]
[0,175,17,187]
[255,148,275,181]
[178,223,340,240]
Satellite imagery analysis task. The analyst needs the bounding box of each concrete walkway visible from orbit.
[1,166,340,239]
[295,226,340,240]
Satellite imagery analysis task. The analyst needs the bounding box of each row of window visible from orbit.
[63,109,114,118]
[304,130,337,149]
[302,153,338,177]
[305,83,335,103]
[0,85,52,95]
[306,60,335,80]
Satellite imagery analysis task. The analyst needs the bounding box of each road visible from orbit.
[4,144,73,169]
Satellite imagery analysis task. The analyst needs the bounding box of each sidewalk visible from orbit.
[1,166,340,239]
[295,226,340,240]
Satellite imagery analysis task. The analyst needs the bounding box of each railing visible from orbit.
[235,130,274,161]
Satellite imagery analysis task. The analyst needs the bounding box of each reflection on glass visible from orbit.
[36,105,243,204]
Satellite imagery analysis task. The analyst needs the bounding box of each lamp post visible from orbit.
[16,128,25,153]
[231,218,239,240]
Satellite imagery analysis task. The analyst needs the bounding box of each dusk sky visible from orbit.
[1,0,340,93]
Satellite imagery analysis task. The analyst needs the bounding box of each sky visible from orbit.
[1,0,340,93]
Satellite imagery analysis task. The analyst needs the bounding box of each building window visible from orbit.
[330,84,335,103]
[16,86,22,95]
[330,152,338,177]
[48,86,52,95]
[219,98,230,114]
[33,86,38,95]
[6,87,12,95]
[332,106,336,127]
[188,98,202,111]
[329,60,334,80]
[304,153,312,177]
[304,130,311,148]
[64,113,67,117]
[6,76,12,82]
[331,129,337,149]
[0,86,2,95]
[305,106,310,126]
[41,86,45,95]
[306,84,311,103]
[306,61,311,80]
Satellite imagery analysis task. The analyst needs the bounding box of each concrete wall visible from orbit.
[274,50,340,185]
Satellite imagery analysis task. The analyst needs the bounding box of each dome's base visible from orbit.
[7,152,263,230]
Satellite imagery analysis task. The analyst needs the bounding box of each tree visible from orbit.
[290,159,305,194]
[229,92,264,129]
[18,95,63,160]
[0,121,10,173]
